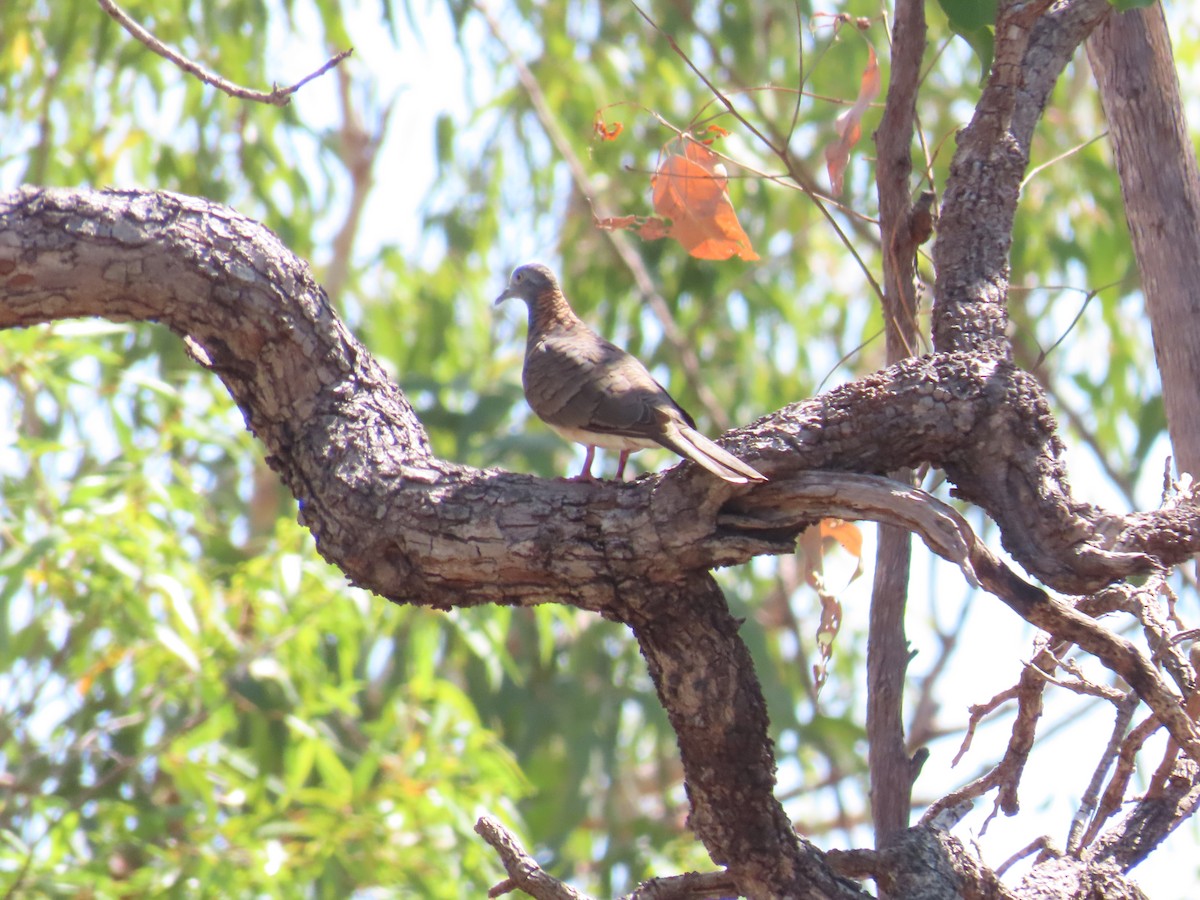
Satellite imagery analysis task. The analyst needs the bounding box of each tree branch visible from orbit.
[4,186,1200,601]
[1087,4,1200,481]
[96,0,351,106]
[867,0,928,858]
[475,816,593,899]
[4,185,1200,895]
[629,574,867,899]
[932,0,1111,354]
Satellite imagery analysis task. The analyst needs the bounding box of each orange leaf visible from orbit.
[637,217,671,241]
[651,151,758,261]
[819,518,863,560]
[683,138,723,176]
[824,43,881,195]
[593,112,623,142]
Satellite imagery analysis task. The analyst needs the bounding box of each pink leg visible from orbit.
[572,445,596,481]
[615,450,631,480]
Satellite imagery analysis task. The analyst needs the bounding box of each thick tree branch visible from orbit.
[2,187,1198,602]
[933,0,1111,354]
[629,574,866,899]
[3,184,1200,894]
[1087,4,1200,481]
[829,828,1021,899]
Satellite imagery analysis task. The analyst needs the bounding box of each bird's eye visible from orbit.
[513,271,524,283]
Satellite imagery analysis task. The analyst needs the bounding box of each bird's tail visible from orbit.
[661,423,768,484]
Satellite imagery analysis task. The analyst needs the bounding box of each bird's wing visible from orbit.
[524,328,693,439]
[525,324,766,484]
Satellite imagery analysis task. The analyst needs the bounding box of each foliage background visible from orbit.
[0,0,1196,896]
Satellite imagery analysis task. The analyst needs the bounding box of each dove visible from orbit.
[495,263,767,484]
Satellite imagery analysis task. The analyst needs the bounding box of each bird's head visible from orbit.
[494,263,559,307]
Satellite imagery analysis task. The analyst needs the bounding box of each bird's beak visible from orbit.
[494,286,513,306]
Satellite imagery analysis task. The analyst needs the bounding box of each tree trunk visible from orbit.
[1087,4,1200,481]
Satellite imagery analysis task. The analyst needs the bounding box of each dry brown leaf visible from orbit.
[651,140,759,261]
[824,43,881,196]
[819,518,864,561]
[593,111,623,142]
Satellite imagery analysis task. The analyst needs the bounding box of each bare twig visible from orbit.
[1077,714,1164,849]
[1021,656,1126,703]
[995,835,1058,876]
[1088,755,1200,871]
[1066,691,1140,854]
[475,816,593,900]
[951,685,1019,767]
[97,0,351,106]
[730,473,1199,824]
[617,869,740,900]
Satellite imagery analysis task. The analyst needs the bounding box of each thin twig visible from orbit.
[995,835,1058,876]
[630,1,780,155]
[475,816,593,900]
[727,470,1200,770]
[1066,691,1140,854]
[788,0,806,141]
[97,0,351,106]
[1020,130,1109,190]
[1021,656,1127,702]
[1077,713,1164,849]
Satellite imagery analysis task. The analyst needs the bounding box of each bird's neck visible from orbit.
[527,289,584,339]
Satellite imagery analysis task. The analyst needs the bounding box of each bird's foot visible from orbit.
[564,472,602,483]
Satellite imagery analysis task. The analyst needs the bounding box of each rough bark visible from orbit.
[1,192,1193,605]
[933,0,1112,355]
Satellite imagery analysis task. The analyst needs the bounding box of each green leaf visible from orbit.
[938,0,997,31]
[936,0,996,81]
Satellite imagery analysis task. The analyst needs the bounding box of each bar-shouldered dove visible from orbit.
[495,263,767,484]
